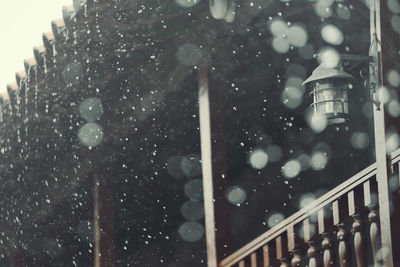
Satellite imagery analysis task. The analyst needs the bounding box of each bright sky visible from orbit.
[0,0,72,93]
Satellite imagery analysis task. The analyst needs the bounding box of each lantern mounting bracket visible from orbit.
[339,54,373,64]
[338,54,380,110]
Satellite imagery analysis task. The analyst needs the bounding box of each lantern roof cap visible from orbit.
[302,64,354,86]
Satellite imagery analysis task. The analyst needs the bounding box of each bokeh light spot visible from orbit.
[311,151,328,171]
[176,43,203,66]
[167,156,185,179]
[269,18,288,36]
[318,47,340,68]
[175,0,200,8]
[184,179,203,201]
[350,132,370,149]
[388,100,400,118]
[282,159,302,179]
[178,221,204,242]
[272,36,290,54]
[336,4,351,20]
[287,25,308,47]
[281,86,304,109]
[79,97,103,122]
[78,122,104,147]
[61,62,83,85]
[226,186,247,206]
[388,0,400,13]
[307,113,328,133]
[321,24,344,45]
[299,193,316,209]
[386,131,400,155]
[391,15,400,34]
[387,70,400,87]
[266,212,285,228]
[180,154,202,178]
[181,200,204,221]
[249,149,269,169]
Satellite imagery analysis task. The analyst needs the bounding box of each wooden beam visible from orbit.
[93,169,116,267]
[198,61,231,266]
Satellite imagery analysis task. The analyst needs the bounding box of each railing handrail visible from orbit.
[220,147,400,267]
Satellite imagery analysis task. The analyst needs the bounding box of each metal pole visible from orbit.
[370,0,394,265]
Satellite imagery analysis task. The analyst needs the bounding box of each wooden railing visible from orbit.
[220,148,400,267]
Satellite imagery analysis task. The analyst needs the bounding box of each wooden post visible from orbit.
[369,0,394,266]
[93,169,116,267]
[198,61,231,266]
[93,172,101,267]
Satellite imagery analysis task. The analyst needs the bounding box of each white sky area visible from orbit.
[0,0,72,93]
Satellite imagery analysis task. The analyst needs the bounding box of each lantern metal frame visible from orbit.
[303,53,380,125]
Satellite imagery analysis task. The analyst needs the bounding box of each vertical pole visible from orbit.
[198,61,218,267]
[370,0,394,266]
[198,61,231,267]
[93,172,101,267]
[93,169,116,267]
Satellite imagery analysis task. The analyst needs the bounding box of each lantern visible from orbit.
[303,64,355,125]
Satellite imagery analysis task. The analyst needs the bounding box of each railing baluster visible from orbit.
[303,218,319,267]
[352,214,366,267]
[276,235,289,267]
[239,260,245,267]
[291,249,302,267]
[307,241,319,267]
[279,259,290,267]
[337,224,350,267]
[263,244,272,267]
[318,208,335,267]
[251,252,257,267]
[368,205,380,266]
[333,199,351,267]
[364,179,381,266]
[321,233,334,267]
[264,242,280,266]
[347,187,367,267]
[287,224,303,267]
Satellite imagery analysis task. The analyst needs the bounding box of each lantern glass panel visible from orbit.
[310,79,351,124]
